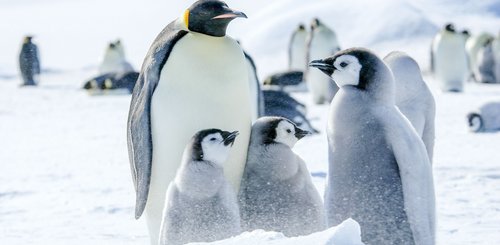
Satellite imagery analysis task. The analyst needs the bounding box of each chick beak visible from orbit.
[294,127,311,140]
[223,131,239,146]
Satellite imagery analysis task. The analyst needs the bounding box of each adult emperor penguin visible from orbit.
[384,51,436,163]
[127,1,251,243]
[465,32,494,81]
[239,117,325,237]
[18,36,40,86]
[492,33,500,83]
[476,39,496,83]
[159,129,241,245]
[431,23,468,92]
[98,41,134,75]
[306,18,340,104]
[289,23,308,72]
[310,48,435,245]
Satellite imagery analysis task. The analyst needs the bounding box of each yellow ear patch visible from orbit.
[183,9,190,29]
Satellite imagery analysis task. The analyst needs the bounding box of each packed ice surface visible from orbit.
[1,0,500,244]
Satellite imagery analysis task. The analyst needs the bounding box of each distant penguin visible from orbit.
[262,89,318,133]
[492,33,500,83]
[239,117,325,237]
[127,1,251,243]
[384,51,436,163]
[98,41,134,75]
[467,102,500,132]
[114,39,126,59]
[18,36,40,86]
[310,48,435,245]
[431,23,468,92]
[289,24,308,72]
[104,71,140,93]
[263,89,306,114]
[244,51,265,121]
[263,71,305,92]
[466,32,494,81]
[476,39,497,83]
[159,129,241,245]
[305,18,340,104]
[83,71,139,94]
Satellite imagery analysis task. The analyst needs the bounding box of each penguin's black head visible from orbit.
[23,36,33,43]
[184,0,247,37]
[444,23,455,32]
[254,117,310,148]
[187,128,239,164]
[462,29,470,36]
[309,48,381,90]
[311,18,321,30]
[298,24,306,31]
[109,43,116,49]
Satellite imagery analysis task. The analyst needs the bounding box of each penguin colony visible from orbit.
[15,0,500,244]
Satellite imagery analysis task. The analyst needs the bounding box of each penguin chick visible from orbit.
[239,117,325,237]
[159,129,241,245]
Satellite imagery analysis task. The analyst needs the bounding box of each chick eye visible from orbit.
[210,138,216,141]
[286,129,292,133]
[339,62,348,68]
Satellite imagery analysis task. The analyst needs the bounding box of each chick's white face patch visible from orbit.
[331,55,362,87]
[201,133,232,165]
[275,120,298,148]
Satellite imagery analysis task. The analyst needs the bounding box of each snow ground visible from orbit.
[1,0,500,244]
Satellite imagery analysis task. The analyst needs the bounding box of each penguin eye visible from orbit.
[339,62,348,68]
[210,138,217,141]
[286,129,292,133]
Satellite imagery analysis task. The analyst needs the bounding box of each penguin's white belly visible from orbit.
[434,36,468,91]
[148,33,251,242]
[290,33,307,71]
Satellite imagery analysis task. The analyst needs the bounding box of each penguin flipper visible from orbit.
[381,109,436,245]
[127,21,188,219]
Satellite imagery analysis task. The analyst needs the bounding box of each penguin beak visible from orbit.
[294,128,311,140]
[212,9,247,20]
[222,131,239,146]
[309,59,336,76]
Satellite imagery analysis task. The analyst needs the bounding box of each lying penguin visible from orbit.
[263,71,305,92]
[262,89,318,133]
[82,71,139,94]
[467,102,500,132]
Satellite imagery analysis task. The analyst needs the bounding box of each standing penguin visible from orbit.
[466,32,494,81]
[431,23,468,92]
[18,36,40,86]
[239,117,325,237]
[492,33,500,83]
[159,129,241,245]
[305,18,340,104]
[288,24,308,72]
[476,38,497,83]
[310,48,435,245]
[384,51,436,163]
[98,41,134,75]
[127,1,251,243]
